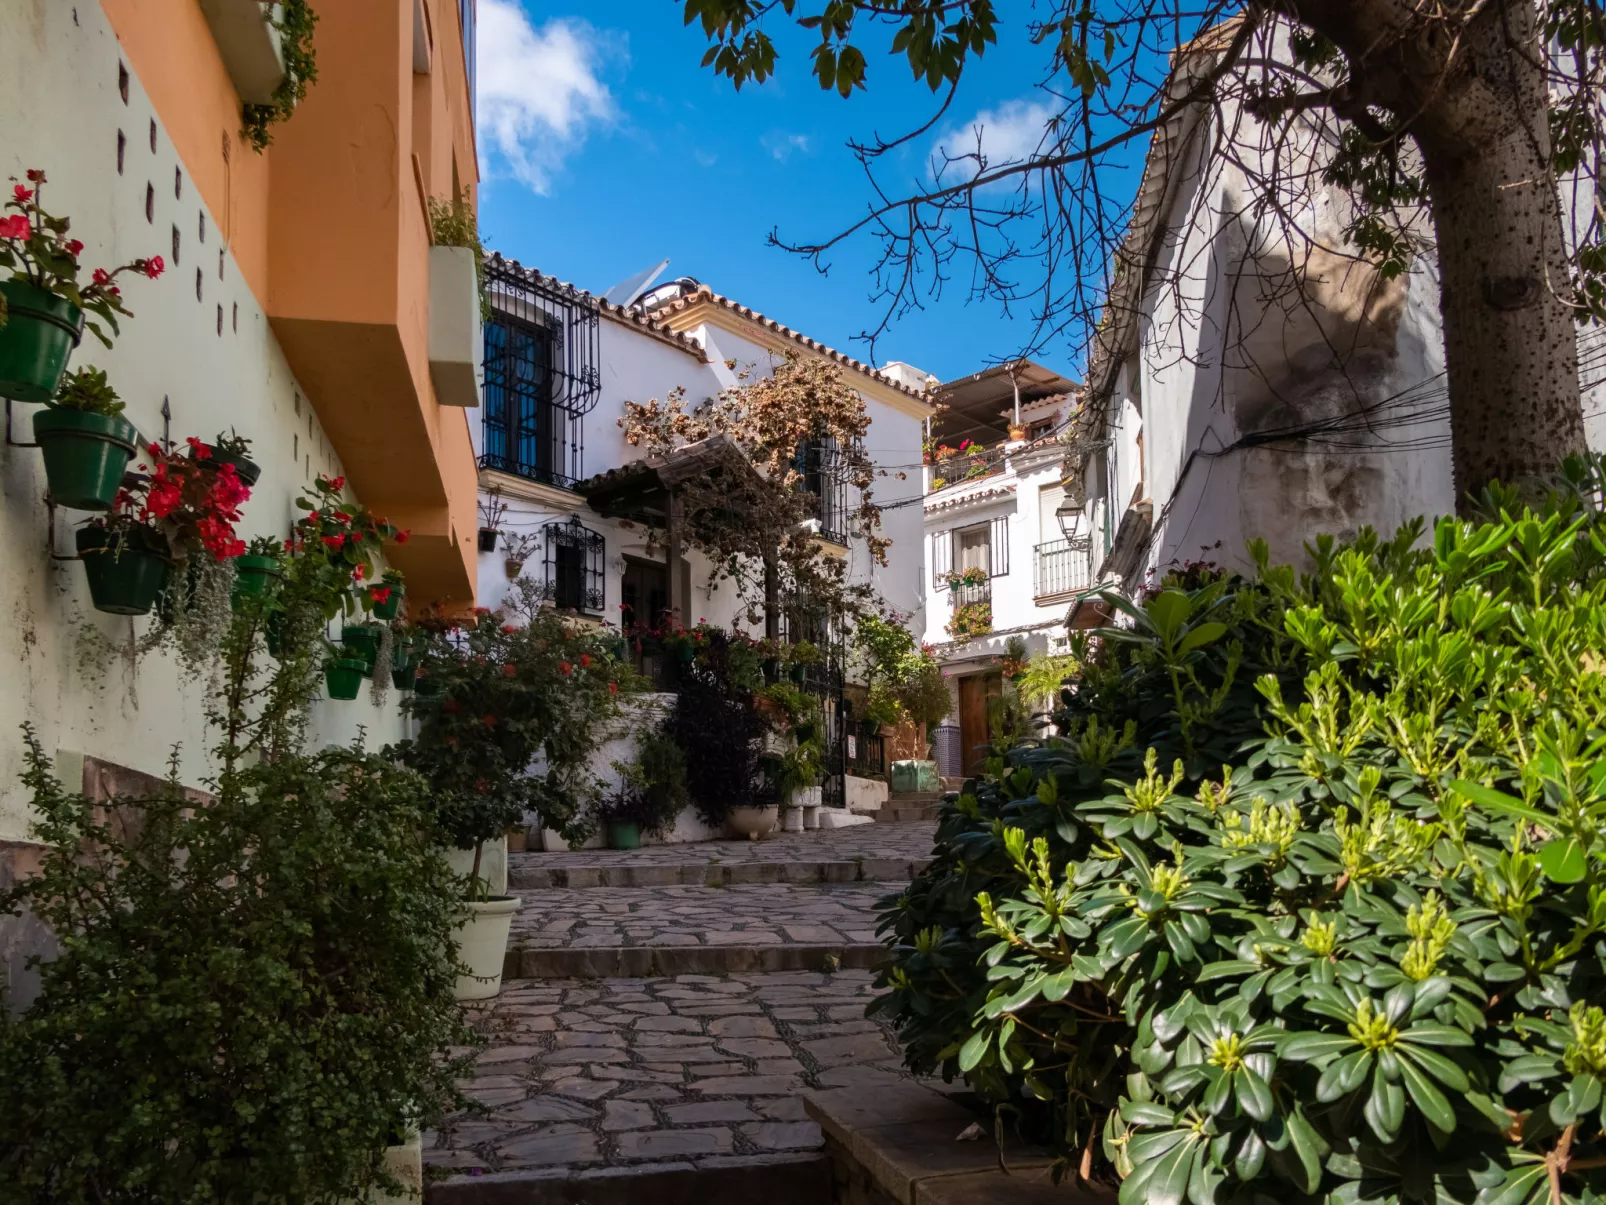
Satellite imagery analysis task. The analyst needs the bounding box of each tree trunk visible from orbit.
[1419,116,1585,508]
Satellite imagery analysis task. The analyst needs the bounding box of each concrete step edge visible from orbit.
[509,858,931,890]
[426,1151,830,1205]
[503,942,889,980]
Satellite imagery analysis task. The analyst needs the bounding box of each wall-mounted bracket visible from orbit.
[5,397,39,448]
[45,497,81,562]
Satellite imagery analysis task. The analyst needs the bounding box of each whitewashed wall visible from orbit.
[0,4,410,842]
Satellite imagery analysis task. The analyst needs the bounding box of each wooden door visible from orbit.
[957,673,1001,777]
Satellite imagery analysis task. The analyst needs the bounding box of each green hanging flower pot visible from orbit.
[32,408,138,510]
[75,526,170,616]
[325,658,368,701]
[231,555,281,608]
[0,281,83,403]
[341,623,381,666]
[412,673,442,698]
[190,443,261,488]
[370,586,403,620]
[391,662,417,691]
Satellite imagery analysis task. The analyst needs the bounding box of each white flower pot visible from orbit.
[802,804,822,830]
[452,895,520,1001]
[782,806,805,833]
[725,805,778,841]
[443,835,507,897]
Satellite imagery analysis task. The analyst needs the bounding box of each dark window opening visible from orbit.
[539,517,604,615]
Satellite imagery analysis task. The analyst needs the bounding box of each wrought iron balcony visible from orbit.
[947,579,992,608]
[1034,537,1093,601]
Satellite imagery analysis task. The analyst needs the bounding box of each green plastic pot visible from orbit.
[605,636,627,661]
[370,587,403,620]
[190,444,261,488]
[413,675,442,698]
[325,658,367,701]
[75,526,170,616]
[341,624,381,664]
[32,408,138,510]
[675,643,696,663]
[789,665,806,684]
[0,281,83,402]
[391,663,417,691]
[231,555,281,607]
[607,821,642,851]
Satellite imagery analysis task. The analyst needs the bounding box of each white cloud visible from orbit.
[933,99,1059,179]
[762,131,813,162]
[476,3,620,195]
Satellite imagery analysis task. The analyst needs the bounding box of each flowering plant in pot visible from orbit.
[943,565,988,591]
[33,365,139,510]
[390,594,622,997]
[232,534,284,608]
[189,428,260,487]
[945,599,992,640]
[368,568,405,620]
[0,170,164,400]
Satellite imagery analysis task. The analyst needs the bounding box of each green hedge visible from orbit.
[873,462,1606,1205]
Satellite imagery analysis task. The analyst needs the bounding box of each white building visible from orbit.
[918,362,1083,777]
[467,261,935,817]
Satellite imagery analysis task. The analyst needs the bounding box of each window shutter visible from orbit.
[989,516,1010,577]
[931,530,952,585]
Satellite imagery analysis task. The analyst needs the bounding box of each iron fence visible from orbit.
[1033,537,1093,600]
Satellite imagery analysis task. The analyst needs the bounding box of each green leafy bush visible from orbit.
[874,461,1606,1205]
[0,734,473,1203]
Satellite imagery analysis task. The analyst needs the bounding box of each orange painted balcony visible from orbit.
[266,0,481,607]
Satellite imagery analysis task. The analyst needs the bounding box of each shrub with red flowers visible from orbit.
[391,587,625,866]
[0,171,165,346]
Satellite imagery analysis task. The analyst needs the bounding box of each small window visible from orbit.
[541,518,604,614]
[956,524,990,575]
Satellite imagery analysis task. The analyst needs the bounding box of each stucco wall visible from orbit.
[0,4,411,841]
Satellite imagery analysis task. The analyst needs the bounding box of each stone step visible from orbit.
[874,806,942,824]
[510,857,928,890]
[887,790,945,805]
[505,942,887,981]
[425,1151,829,1205]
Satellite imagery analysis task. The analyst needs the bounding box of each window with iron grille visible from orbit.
[540,518,605,614]
[480,256,600,489]
[796,438,850,544]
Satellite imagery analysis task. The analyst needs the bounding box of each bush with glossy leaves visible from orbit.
[873,458,1606,1205]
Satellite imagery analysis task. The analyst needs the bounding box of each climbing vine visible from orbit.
[241,1,319,152]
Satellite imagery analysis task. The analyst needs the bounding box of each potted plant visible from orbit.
[368,568,405,619]
[32,366,139,510]
[787,638,822,683]
[341,621,383,672]
[946,599,993,640]
[325,655,367,700]
[999,634,1029,683]
[477,526,498,552]
[0,169,164,401]
[502,531,538,580]
[232,534,284,606]
[943,566,988,592]
[190,428,261,487]
[76,513,171,616]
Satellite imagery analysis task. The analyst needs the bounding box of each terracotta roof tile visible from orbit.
[646,285,933,401]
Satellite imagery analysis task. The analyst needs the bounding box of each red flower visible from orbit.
[0,215,30,240]
[142,256,164,279]
[442,699,460,714]
[64,238,82,256]
[24,170,43,183]
[396,529,410,544]
[321,535,345,549]
[608,682,618,695]
[501,624,516,634]
[370,585,391,603]
[327,475,346,491]
[474,607,491,617]
[13,184,32,203]
[283,538,296,551]
[333,511,352,524]
[559,661,573,676]
[186,436,211,458]
[579,653,591,668]
[482,714,496,727]
[501,664,517,677]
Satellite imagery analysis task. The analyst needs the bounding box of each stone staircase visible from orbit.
[872,791,947,823]
[423,823,940,1204]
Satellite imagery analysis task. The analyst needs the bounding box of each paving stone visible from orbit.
[494,1097,598,1123]
[495,1129,602,1165]
[614,1128,734,1159]
[633,1014,704,1033]
[547,1077,619,1100]
[602,1100,658,1130]
[802,1031,899,1067]
[663,1100,761,1124]
[688,1075,803,1096]
[709,1015,779,1037]
[715,1037,793,1059]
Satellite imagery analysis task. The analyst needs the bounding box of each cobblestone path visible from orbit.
[427,824,939,1201]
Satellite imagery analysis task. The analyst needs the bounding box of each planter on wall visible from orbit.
[0,281,83,403]
[75,526,170,616]
[390,662,417,691]
[452,896,520,1001]
[370,587,403,620]
[231,554,280,604]
[428,245,484,408]
[198,0,287,105]
[325,658,368,700]
[190,443,262,488]
[607,821,641,850]
[341,623,381,669]
[477,528,499,553]
[33,408,138,510]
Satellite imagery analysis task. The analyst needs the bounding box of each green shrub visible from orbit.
[873,460,1606,1205]
[0,735,473,1203]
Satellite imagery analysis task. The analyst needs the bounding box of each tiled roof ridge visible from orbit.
[647,284,932,400]
[484,254,708,361]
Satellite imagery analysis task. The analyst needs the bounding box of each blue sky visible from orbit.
[472,1,1131,386]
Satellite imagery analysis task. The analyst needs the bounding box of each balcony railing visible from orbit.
[1034,537,1093,600]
